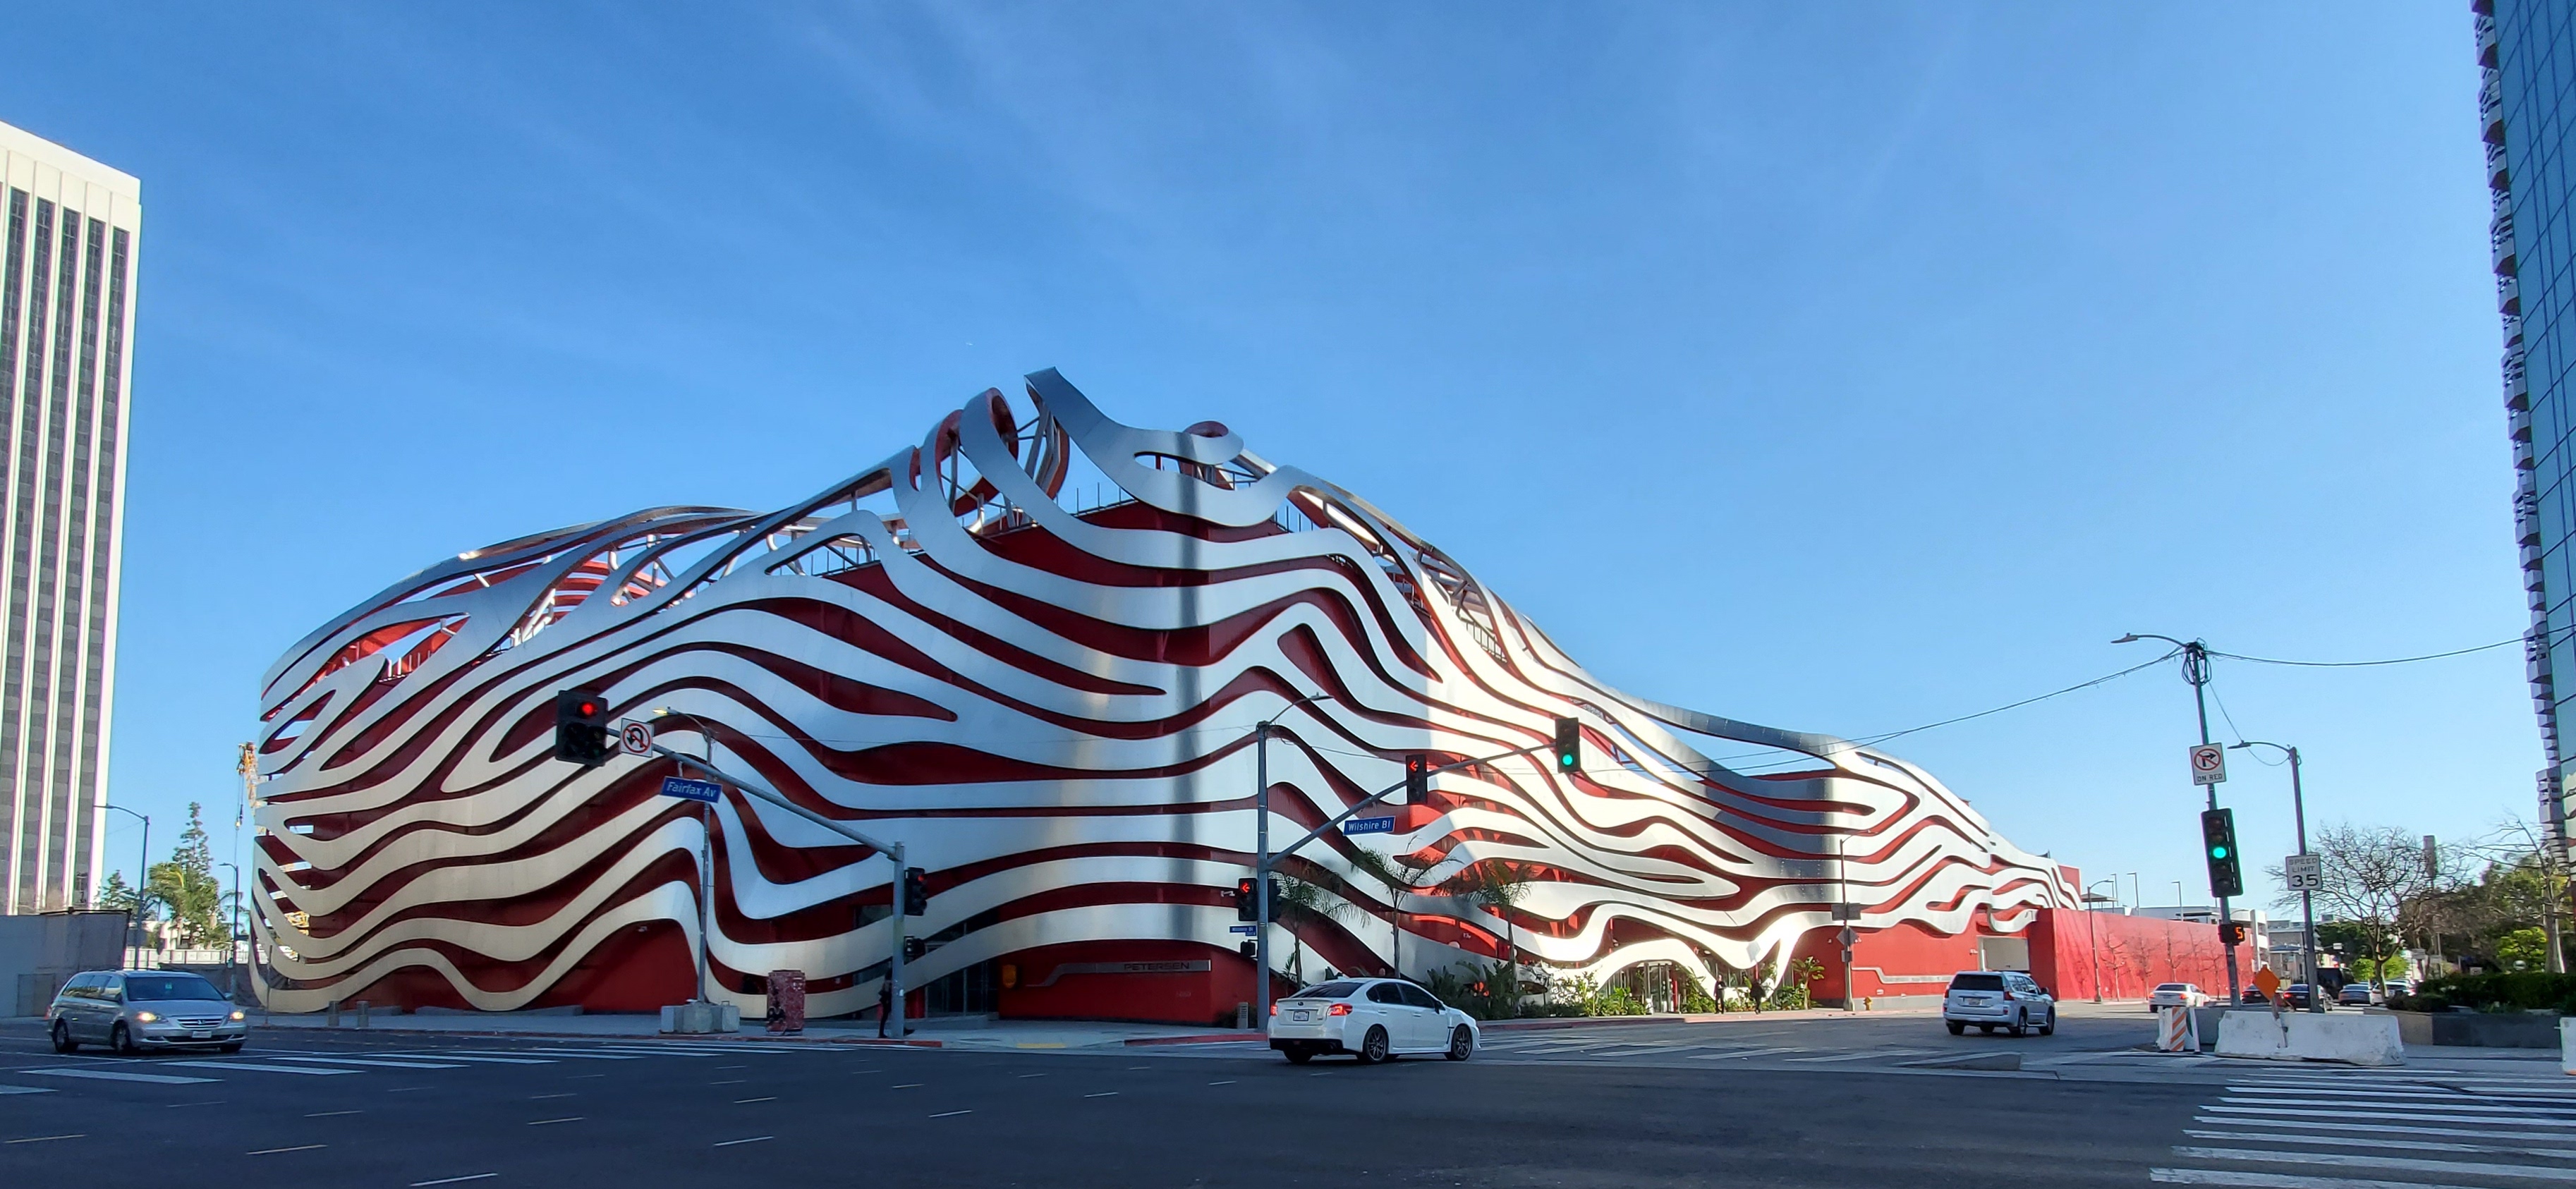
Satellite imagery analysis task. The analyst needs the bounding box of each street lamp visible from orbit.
[2114,633,2242,1004]
[652,708,722,1011]
[104,804,147,970]
[2083,878,2120,1002]
[2233,740,2323,1013]
[218,861,243,1000]
[1251,690,1334,1031]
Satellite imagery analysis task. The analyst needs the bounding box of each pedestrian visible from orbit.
[877,979,894,1039]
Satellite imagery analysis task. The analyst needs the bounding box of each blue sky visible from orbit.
[4,4,2521,913]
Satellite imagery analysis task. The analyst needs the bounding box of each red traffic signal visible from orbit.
[553,688,613,767]
[1404,754,1430,805]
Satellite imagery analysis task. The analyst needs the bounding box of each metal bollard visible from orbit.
[356,1000,370,1030]
[1237,1002,1250,1030]
[327,999,340,1028]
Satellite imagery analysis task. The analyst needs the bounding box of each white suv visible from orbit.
[1942,970,2055,1037]
[1267,977,1481,1064]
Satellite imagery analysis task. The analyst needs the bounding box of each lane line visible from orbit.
[2220,1095,2576,1118]
[2194,1116,2576,1143]
[1209,1080,1236,1085]
[1085,1092,1117,1098]
[274,1056,467,1070]
[710,1079,747,1085]
[6,1135,81,1145]
[929,1110,971,1119]
[1685,1047,1804,1060]
[2201,1105,2576,1128]
[2171,1146,2576,1181]
[305,1110,361,1118]
[891,1083,921,1089]
[164,1061,355,1076]
[528,1117,583,1126]
[2182,1129,2576,1158]
[712,1136,772,1147]
[0,1085,52,1095]
[409,1176,498,1187]
[16,1067,215,1085]
[248,1144,327,1155]
[2151,1168,2484,1188]
[370,1053,554,1065]
[735,1097,777,1104]
[1018,1073,1047,1079]
[164,1099,225,1108]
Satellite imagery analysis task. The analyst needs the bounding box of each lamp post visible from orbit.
[652,709,722,1011]
[2084,878,2119,1002]
[2232,740,2322,1012]
[218,861,243,1000]
[2115,633,2242,1004]
[104,804,147,969]
[1251,690,1333,1032]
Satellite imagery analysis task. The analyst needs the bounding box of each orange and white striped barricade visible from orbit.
[2156,1004,2197,1053]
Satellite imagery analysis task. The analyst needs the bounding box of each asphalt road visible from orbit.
[0,1018,2210,1189]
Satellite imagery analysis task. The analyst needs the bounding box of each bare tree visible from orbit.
[2458,817,2572,975]
[2305,823,2439,989]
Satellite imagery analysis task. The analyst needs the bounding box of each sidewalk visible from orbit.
[250,1008,1248,1050]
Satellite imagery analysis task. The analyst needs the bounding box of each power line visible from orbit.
[2209,636,2529,668]
[1843,648,2181,751]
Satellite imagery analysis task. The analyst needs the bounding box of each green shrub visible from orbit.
[2397,972,2576,1014]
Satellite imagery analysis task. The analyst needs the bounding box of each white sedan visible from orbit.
[2146,982,2211,1011]
[1268,977,1481,1064]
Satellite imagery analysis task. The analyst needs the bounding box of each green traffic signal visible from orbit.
[2210,845,2228,860]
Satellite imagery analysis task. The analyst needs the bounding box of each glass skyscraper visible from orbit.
[0,121,137,914]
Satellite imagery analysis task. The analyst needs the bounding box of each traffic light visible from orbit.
[1552,717,1580,774]
[902,936,927,962]
[901,867,929,917]
[1238,941,1258,961]
[1404,754,1430,805]
[553,688,612,767]
[1234,877,1280,921]
[2218,921,2246,947]
[2200,807,2244,898]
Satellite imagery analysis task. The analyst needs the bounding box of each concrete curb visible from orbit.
[250,1021,946,1047]
[1124,1031,1260,1046]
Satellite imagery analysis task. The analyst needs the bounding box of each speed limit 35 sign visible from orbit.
[2189,743,2227,786]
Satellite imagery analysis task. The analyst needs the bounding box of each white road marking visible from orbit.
[274,1056,467,1070]
[247,1144,327,1154]
[0,1085,52,1095]
[735,1097,776,1104]
[527,1117,583,1126]
[2219,1095,2576,1117]
[408,1175,498,1187]
[2194,1116,2576,1143]
[16,1067,216,1085]
[1085,1092,1117,1098]
[304,1110,361,1118]
[371,1052,554,1065]
[2170,1145,2576,1182]
[5,1134,80,1144]
[164,1061,355,1076]
[1685,1047,1804,1060]
[929,1110,971,1118]
[2182,1128,2576,1159]
[1784,1049,1933,1063]
[2150,1167,2481,1187]
[2200,1104,2576,1128]
[712,1136,772,1147]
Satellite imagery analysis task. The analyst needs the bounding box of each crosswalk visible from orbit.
[1,1038,833,1095]
[2151,1071,2576,1187]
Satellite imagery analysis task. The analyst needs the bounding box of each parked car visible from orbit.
[2283,983,2314,1009]
[2146,982,2211,1011]
[2241,986,2271,1004]
[2380,980,2413,999]
[2337,983,2378,1006]
[1941,970,2055,1037]
[47,970,248,1054]
[1266,978,1478,1064]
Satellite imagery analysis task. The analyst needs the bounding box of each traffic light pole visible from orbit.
[650,744,909,1038]
[2178,643,2243,1005]
[1251,729,1568,1028]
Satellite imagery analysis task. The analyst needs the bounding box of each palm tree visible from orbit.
[1272,874,1358,987]
[1454,859,1534,1014]
[1344,846,1439,980]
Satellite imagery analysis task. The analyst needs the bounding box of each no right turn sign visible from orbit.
[2189,743,2227,786]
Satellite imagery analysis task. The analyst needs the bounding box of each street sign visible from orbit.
[1227,924,1258,934]
[2252,968,2281,999]
[1836,926,1857,946]
[1830,903,1861,922]
[620,721,655,757]
[1340,816,1395,836]
[2189,743,2227,786]
[659,776,721,803]
[2283,853,2323,891]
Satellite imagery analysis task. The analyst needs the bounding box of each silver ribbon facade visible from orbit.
[249,371,2073,1020]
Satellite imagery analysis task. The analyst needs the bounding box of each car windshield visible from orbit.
[123,976,226,1001]
[1285,982,1362,1001]
[1948,974,2005,992]
[2155,984,2191,992]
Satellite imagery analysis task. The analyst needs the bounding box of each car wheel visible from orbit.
[1446,1025,1474,1061]
[1945,1020,1964,1035]
[2007,1012,2027,1038]
[111,1022,135,1056]
[1356,1026,1390,1065]
[219,1042,244,1054]
[1978,1024,1994,1034]
[1282,1045,1313,1065]
[2039,1011,2055,1037]
[49,1020,77,1054]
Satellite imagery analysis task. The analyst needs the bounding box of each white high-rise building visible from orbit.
[0,121,138,914]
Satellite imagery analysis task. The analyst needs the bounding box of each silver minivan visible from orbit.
[47,970,248,1054]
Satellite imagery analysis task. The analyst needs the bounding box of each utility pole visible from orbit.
[105,805,147,969]
[2118,634,2242,1004]
[1251,692,1332,1032]
[2235,741,2322,1011]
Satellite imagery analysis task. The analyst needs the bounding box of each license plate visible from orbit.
[190,1031,210,1039]
[1292,1011,1312,1022]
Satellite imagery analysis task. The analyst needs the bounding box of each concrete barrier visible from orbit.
[2391,1008,2564,1049]
[659,1001,741,1035]
[2216,1008,2403,1066]
[2564,1018,2573,1076]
